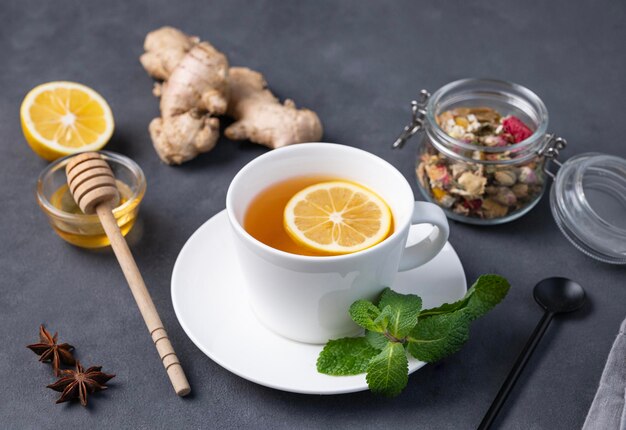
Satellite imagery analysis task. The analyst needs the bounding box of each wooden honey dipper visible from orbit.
[66,152,190,397]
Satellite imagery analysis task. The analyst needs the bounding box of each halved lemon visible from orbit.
[284,181,392,255]
[20,81,114,161]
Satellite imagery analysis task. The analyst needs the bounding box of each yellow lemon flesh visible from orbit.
[284,181,392,255]
[20,81,114,161]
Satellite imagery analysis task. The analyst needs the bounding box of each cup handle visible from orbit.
[398,202,450,272]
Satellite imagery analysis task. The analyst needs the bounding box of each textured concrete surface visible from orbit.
[1,1,625,428]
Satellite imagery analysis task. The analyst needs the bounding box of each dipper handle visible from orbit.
[66,152,190,397]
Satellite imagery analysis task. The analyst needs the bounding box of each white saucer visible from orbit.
[171,210,466,395]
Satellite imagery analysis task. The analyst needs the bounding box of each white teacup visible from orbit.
[226,143,449,344]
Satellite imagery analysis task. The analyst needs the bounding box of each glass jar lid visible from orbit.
[550,153,626,264]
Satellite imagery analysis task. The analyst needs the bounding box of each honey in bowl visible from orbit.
[244,176,393,256]
[48,180,138,248]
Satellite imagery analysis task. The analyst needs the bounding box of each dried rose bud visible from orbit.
[496,136,509,147]
[494,187,518,206]
[494,170,517,187]
[482,198,509,218]
[502,116,533,143]
[485,186,499,195]
[463,199,483,211]
[501,133,515,144]
[518,166,538,184]
[512,183,529,198]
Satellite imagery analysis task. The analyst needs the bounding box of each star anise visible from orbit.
[27,325,76,376]
[47,361,115,406]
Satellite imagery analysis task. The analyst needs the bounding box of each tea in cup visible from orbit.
[226,143,449,344]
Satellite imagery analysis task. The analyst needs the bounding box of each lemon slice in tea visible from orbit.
[284,181,392,255]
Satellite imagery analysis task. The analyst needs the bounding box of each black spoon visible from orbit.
[478,277,586,430]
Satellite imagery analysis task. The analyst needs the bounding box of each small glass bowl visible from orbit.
[36,151,146,248]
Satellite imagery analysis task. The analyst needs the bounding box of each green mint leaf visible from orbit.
[464,274,510,320]
[373,305,393,331]
[349,300,382,332]
[366,342,408,397]
[406,312,470,362]
[317,337,380,376]
[419,274,510,320]
[376,288,422,338]
[417,294,473,319]
[365,330,389,350]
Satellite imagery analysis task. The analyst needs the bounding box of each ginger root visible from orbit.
[140,26,198,81]
[225,67,323,149]
[140,26,323,164]
[140,27,229,164]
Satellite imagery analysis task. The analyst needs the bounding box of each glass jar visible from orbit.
[394,79,566,225]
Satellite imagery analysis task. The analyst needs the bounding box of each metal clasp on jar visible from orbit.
[539,134,568,179]
[392,90,430,149]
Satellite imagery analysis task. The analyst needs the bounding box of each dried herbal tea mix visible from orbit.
[417,107,544,219]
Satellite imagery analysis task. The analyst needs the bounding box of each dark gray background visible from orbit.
[2,1,625,429]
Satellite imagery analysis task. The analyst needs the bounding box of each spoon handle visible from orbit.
[478,311,554,430]
[96,202,191,397]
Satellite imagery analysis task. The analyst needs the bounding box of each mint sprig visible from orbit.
[317,274,510,397]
